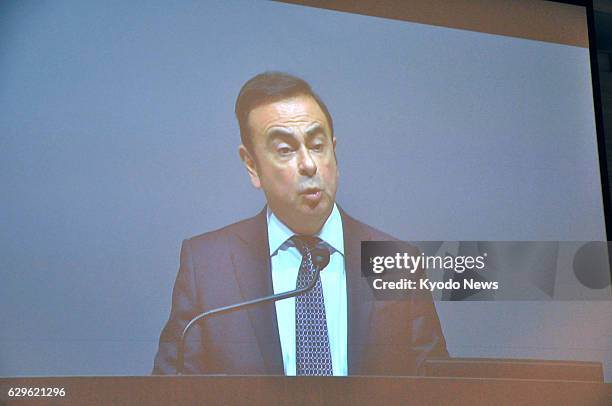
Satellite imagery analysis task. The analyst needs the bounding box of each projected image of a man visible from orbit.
[153,72,447,376]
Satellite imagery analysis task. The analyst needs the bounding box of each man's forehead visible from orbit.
[247,95,330,134]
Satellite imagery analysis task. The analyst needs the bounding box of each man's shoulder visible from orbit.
[340,209,422,255]
[184,210,265,247]
[339,209,397,242]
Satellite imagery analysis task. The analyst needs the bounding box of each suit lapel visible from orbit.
[341,209,375,376]
[229,208,284,375]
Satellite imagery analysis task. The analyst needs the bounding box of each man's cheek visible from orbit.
[278,172,295,188]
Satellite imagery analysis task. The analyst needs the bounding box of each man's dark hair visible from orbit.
[235,72,334,153]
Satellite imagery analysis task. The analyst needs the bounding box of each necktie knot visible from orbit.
[291,235,322,255]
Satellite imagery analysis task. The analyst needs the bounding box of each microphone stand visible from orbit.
[177,248,329,374]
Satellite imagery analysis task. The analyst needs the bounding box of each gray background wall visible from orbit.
[1,0,610,379]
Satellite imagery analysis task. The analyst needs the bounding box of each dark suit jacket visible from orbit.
[153,208,447,375]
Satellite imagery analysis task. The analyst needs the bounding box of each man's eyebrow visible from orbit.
[266,127,296,140]
[304,123,327,137]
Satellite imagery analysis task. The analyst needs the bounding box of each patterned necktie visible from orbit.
[291,235,333,376]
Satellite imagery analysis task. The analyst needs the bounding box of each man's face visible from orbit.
[239,94,338,235]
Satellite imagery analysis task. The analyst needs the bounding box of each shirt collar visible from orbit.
[267,203,345,256]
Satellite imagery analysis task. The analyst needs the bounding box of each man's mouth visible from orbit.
[300,188,323,204]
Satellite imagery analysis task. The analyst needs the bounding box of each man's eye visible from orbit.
[311,144,324,152]
[277,146,293,155]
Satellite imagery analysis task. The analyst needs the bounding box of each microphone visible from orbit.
[310,247,331,270]
[176,244,330,374]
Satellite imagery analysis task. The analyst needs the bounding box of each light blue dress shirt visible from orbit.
[267,204,348,376]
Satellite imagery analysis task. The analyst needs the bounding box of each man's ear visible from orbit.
[332,136,339,174]
[239,144,261,189]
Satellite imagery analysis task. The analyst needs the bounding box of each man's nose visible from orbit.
[297,146,317,177]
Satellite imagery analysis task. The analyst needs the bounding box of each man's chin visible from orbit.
[272,198,334,234]
[297,203,333,229]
